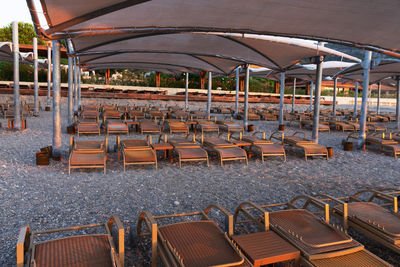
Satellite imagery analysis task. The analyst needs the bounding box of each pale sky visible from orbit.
[0,0,35,27]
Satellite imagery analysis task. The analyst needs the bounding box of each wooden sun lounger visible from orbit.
[168,135,209,167]
[17,216,124,267]
[139,120,161,135]
[217,120,245,134]
[236,132,286,162]
[196,119,219,134]
[315,189,400,254]
[203,135,248,166]
[234,196,391,267]
[68,137,107,174]
[282,132,328,160]
[81,110,99,121]
[365,134,400,158]
[137,205,252,267]
[119,138,157,170]
[129,110,145,120]
[168,121,189,134]
[77,122,101,136]
[103,110,121,120]
[106,120,129,135]
[300,119,330,132]
[329,121,355,132]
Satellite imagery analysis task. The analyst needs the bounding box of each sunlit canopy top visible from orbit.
[334,59,400,84]
[77,33,360,74]
[27,0,400,57]
[246,61,356,82]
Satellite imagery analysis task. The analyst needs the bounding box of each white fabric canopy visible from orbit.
[247,61,356,81]
[77,33,360,74]
[334,59,400,84]
[28,0,400,56]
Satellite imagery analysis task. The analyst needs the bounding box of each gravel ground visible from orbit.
[1,97,399,266]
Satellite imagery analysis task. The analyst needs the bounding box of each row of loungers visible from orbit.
[68,131,328,173]
[75,118,245,136]
[17,189,400,266]
[347,132,400,158]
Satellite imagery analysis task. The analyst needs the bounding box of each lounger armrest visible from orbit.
[292,131,306,138]
[346,131,359,141]
[204,204,234,236]
[269,131,283,142]
[316,194,349,231]
[252,131,266,140]
[354,189,399,213]
[17,226,31,267]
[137,212,158,265]
[234,202,269,232]
[289,195,330,223]
[107,215,124,267]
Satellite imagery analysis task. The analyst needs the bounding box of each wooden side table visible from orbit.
[151,143,174,162]
[232,231,300,267]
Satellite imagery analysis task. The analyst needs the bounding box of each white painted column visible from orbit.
[353,81,359,121]
[207,72,212,116]
[184,72,189,111]
[279,72,285,126]
[243,65,249,129]
[12,21,21,130]
[358,50,372,148]
[52,40,62,156]
[33,37,39,115]
[312,56,323,143]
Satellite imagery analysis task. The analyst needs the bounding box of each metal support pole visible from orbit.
[396,77,400,129]
[67,56,73,124]
[291,78,296,113]
[377,82,381,114]
[353,82,359,121]
[309,81,314,113]
[78,64,82,108]
[46,45,51,106]
[332,78,338,117]
[52,40,62,156]
[33,37,39,115]
[279,72,285,125]
[73,58,78,112]
[207,72,212,116]
[235,68,240,117]
[358,50,372,149]
[243,65,249,129]
[312,56,324,144]
[184,72,189,111]
[12,21,21,130]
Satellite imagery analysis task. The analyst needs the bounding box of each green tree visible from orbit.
[0,22,46,45]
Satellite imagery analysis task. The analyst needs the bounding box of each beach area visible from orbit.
[0,96,399,265]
